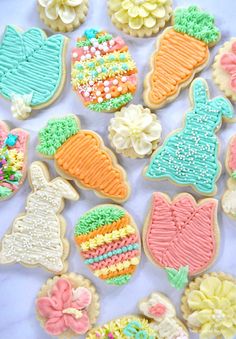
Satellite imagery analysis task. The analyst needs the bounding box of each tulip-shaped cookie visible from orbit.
[0,161,79,273]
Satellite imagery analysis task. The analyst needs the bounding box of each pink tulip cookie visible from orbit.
[143,192,219,289]
[36,273,100,337]
[0,120,29,201]
[213,38,236,101]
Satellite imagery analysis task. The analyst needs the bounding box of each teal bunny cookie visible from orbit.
[145,78,234,195]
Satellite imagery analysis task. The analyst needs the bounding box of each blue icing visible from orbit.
[0,25,66,107]
[145,79,234,195]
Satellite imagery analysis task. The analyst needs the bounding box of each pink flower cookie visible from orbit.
[0,120,29,201]
[143,192,220,289]
[213,38,236,101]
[36,273,100,338]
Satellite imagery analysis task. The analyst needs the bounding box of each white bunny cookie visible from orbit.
[0,161,79,273]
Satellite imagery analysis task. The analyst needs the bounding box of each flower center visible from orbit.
[212,309,225,322]
[62,307,83,319]
[130,127,142,136]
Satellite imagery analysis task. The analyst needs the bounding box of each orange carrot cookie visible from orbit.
[0,161,79,274]
[71,29,138,112]
[74,204,141,286]
[143,6,220,109]
[37,115,130,202]
[213,39,236,102]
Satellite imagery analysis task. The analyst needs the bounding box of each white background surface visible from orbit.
[0,0,236,338]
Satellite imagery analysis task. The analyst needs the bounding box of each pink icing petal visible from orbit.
[37,297,62,318]
[45,316,67,336]
[220,53,236,74]
[228,136,236,172]
[231,77,236,91]
[50,278,72,310]
[71,287,92,309]
[149,303,166,317]
[64,312,90,334]
[232,42,236,54]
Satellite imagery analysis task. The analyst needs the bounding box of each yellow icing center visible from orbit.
[62,308,83,319]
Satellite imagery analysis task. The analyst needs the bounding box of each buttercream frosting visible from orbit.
[220,41,236,92]
[11,93,32,120]
[109,104,162,158]
[0,162,78,273]
[222,190,236,216]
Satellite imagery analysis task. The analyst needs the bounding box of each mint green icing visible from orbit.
[37,116,79,156]
[174,6,220,44]
[76,33,113,47]
[84,244,139,264]
[165,266,189,290]
[88,93,133,112]
[145,79,234,195]
[0,25,66,106]
[75,206,125,236]
[231,171,236,179]
[106,274,131,286]
[0,186,12,198]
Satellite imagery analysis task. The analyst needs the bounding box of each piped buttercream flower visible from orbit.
[39,0,83,24]
[109,104,162,158]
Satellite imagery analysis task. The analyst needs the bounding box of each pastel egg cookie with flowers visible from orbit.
[38,0,89,32]
[0,120,29,201]
[71,29,138,112]
[182,272,236,339]
[74,205,141,286]
[108,0,172,38]
[87,292,189,338]
[36,273,100,337]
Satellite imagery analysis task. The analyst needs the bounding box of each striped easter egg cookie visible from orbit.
[71,28,138,112]
[74,205,141,286]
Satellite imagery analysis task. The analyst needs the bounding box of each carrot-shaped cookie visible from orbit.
[222,135,236,220]
[144,6,220,109]
[0,120,29,200]
[37,115,130,202]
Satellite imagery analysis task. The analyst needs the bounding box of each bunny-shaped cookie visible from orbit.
[0,161,79,273]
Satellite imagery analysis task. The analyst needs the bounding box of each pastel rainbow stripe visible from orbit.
[74,205,140,285]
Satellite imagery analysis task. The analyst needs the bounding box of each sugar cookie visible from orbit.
[144,6,220,109]
[108,104,162,159]
[0,161,79,273]
[37,115,130,202]
[71,29,138,112]
[182,272,236,339]
[88,292,189,338]
[38,0,89,32]
[0,120,29,200]
[36,273,99,338]
[144,78,234,196]
[74,204,141,285]
[143,192,219,289]
[108,0,172,38]
[213,38,236,102]
[0,25,68,119]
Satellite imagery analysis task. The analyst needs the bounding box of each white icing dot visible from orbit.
[86,54,91,59]
[121,76,127,83]
[96,91,101,96]
[104,87,110,93]
[113,79,119,85]
[72,52,78,58]
[84,92,90,97]
[98,45,103,50]
[106,93,111,99]
[95,50,101,56]
[97,67,102,73]
[93,42,99,48]
[98,97,103,103]
[118,86,122,92]
[91,47,96,53]
[80,55,85,61]
[104,80,109,86]
[91,38,97,43]
[89,80,94,86]
[83,46,89,51]
[103,46,109,52]
[103,42,108,47]
[87,87,92,92]
[109,40,115,46]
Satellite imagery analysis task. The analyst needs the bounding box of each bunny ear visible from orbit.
[11,128,29,151]
[191,78,209,107]
[212,97,234,120]
[29,161,49,191]
[51,177,79,201]
[0,121,9,147]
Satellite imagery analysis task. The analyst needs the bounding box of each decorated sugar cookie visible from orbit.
[108,104,162,159]
[144,6,220,109]
[144,78,234,196]
[36,273,100,337]
[0,25,68,119]
[88,292,189,338]
[222,135,236,219]
[108,0,172,38]
[37,115,130,202]
[213,39,236,102]
[38,0,89,32]
[143,193,219,289]
[74,205,141,285]
[71,29,138,112]
[182,273,236,339]
[0,161,79,273]
[0,121,29,200]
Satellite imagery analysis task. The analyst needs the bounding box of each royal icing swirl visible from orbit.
[220,41,236,92]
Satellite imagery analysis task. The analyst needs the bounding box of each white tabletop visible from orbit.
[0,0,236,338]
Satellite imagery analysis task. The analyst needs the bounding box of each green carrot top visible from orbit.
[173,6,220,45]
[37,115,80,157]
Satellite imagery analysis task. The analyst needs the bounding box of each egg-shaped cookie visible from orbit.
[74,205,141,285]
[71,29,138,112]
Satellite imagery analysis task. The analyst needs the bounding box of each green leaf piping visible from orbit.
[165,266,189,290]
